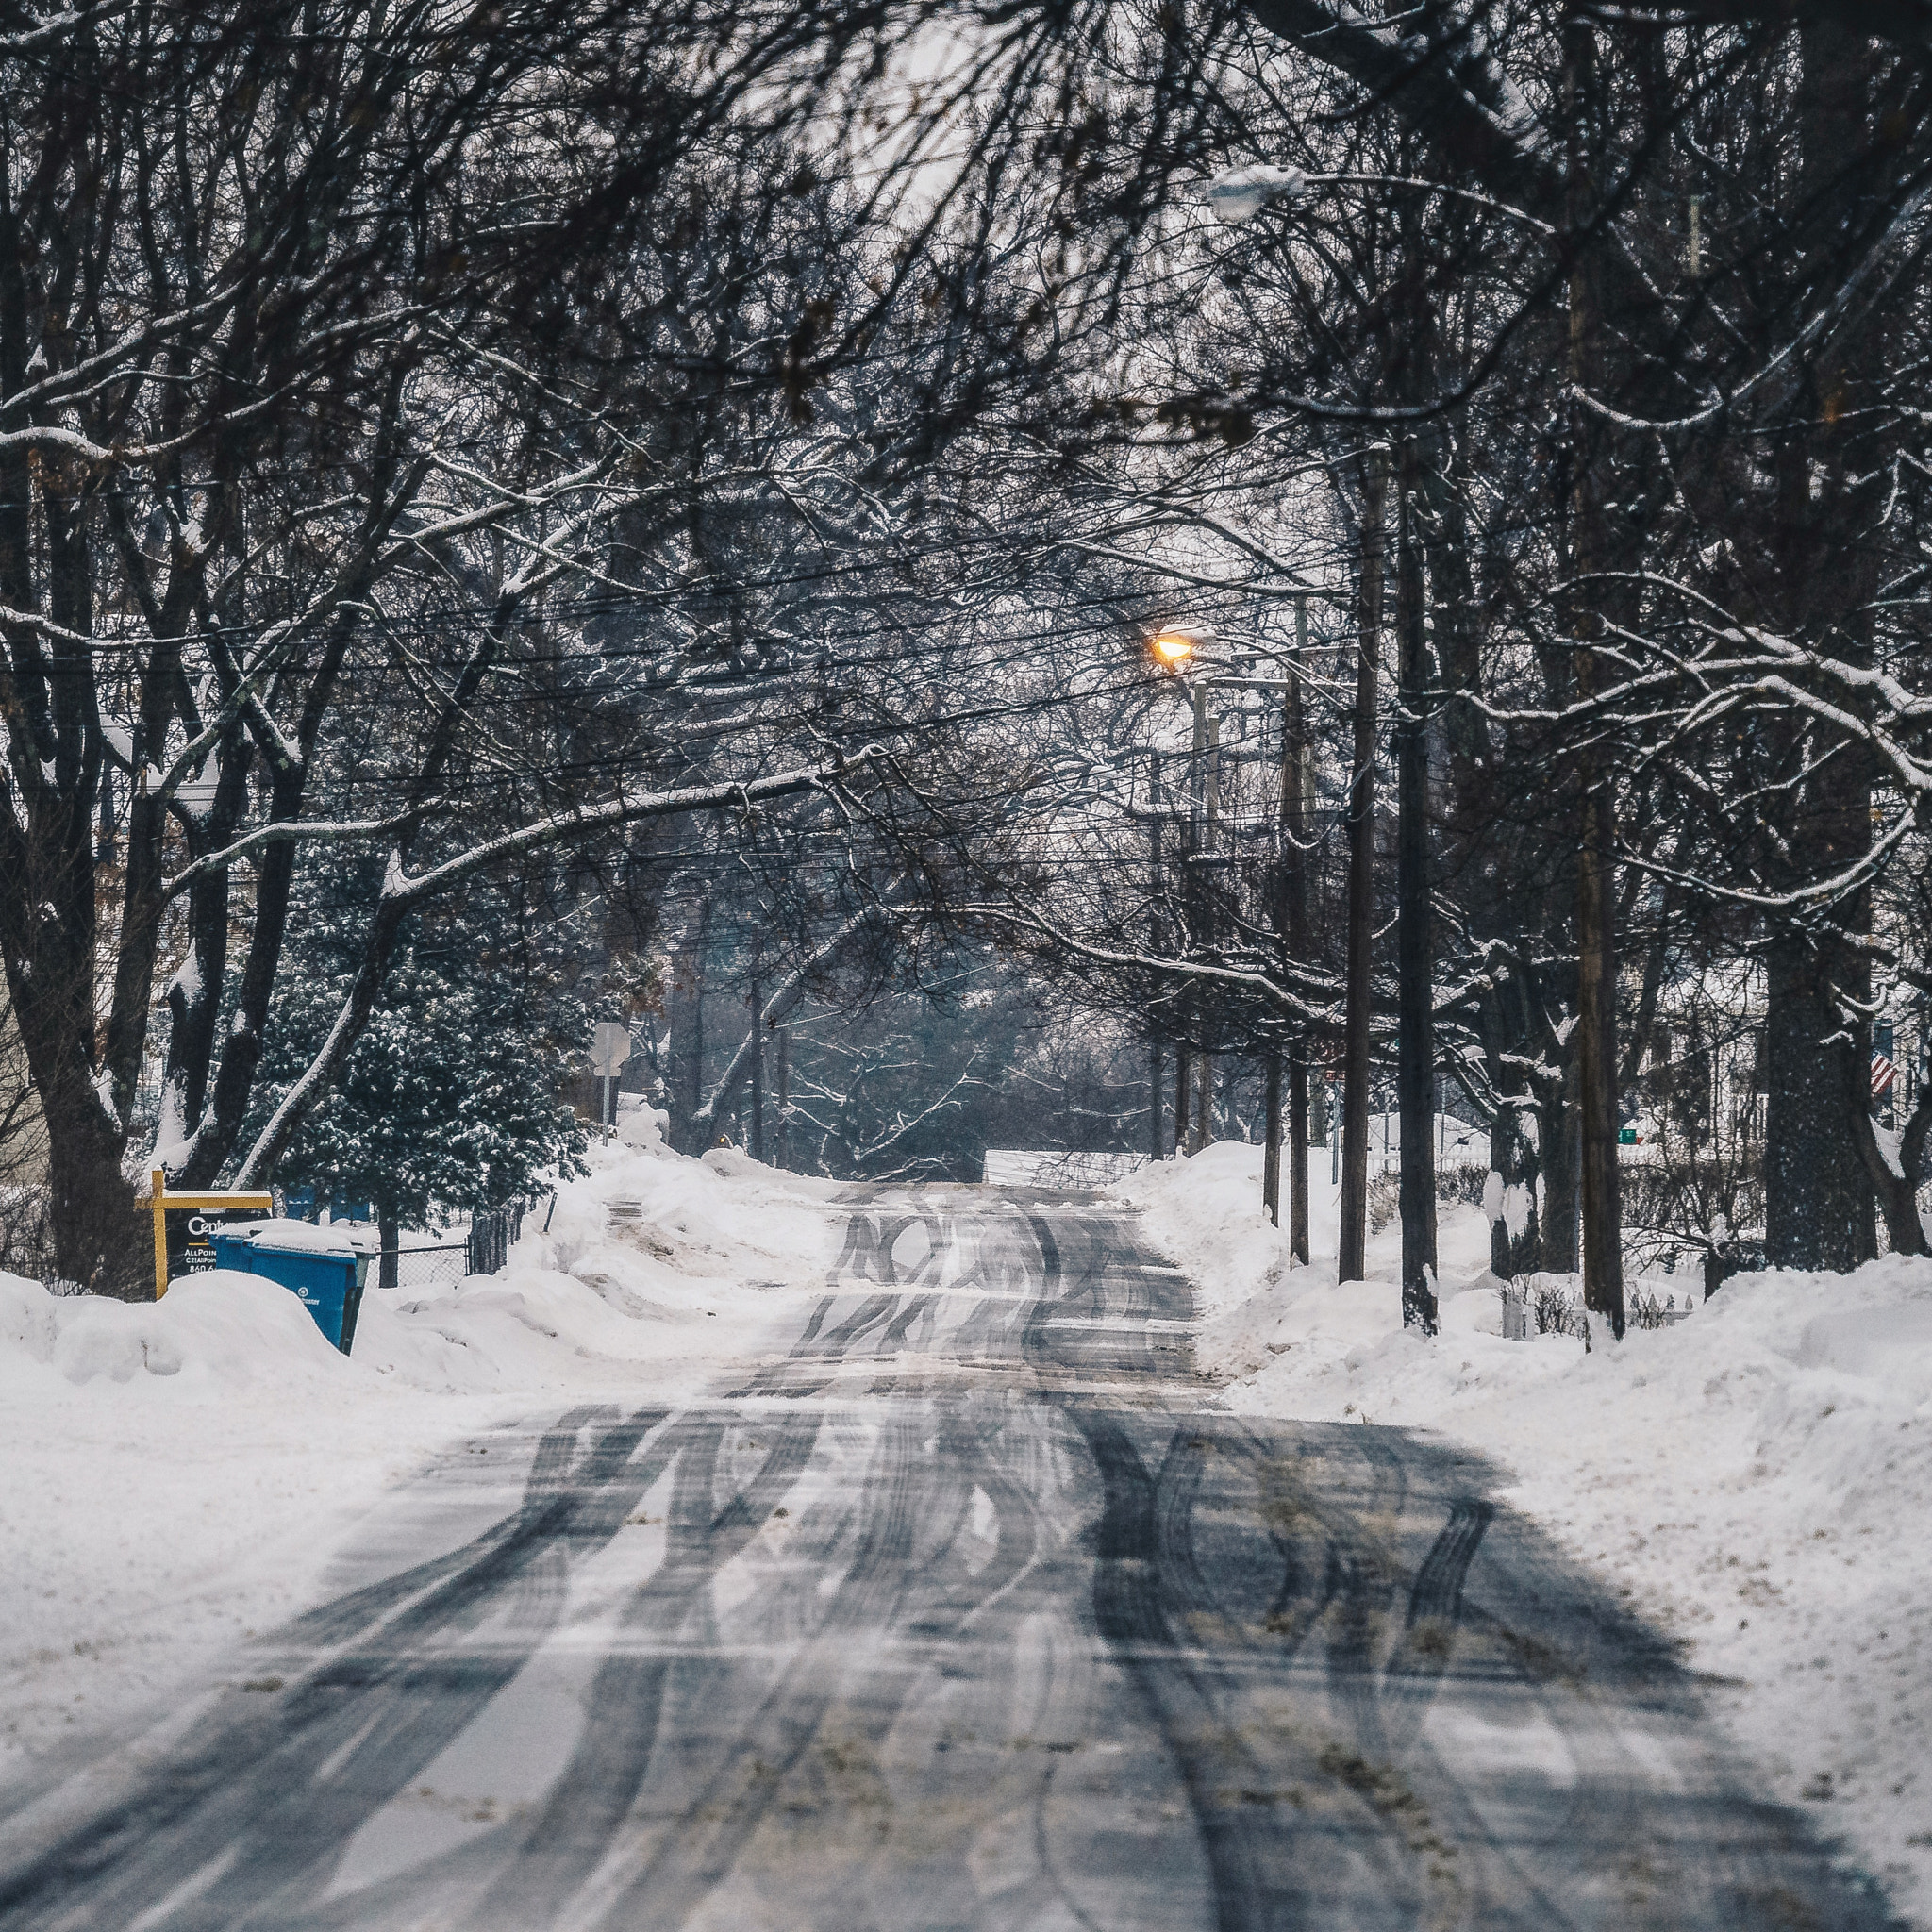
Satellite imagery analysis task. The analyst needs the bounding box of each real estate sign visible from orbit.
[149,1170,273,1297]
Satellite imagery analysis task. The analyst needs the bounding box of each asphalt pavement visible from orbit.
[0,1189,1900,1929]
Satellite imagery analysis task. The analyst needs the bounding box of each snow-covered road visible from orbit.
[0,1191,1889,1930]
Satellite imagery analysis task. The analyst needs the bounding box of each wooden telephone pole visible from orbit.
[1264,596,1314,1263]
[1339,451,1387,1286]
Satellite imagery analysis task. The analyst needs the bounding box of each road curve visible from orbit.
[0,1189,1899,1930]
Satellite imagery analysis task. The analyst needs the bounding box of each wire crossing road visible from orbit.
[0,1192,1895,1930]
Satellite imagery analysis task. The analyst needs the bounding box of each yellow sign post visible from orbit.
[150,1169,274,1298]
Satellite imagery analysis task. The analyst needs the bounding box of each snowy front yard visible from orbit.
[1120,1141,1932,1924]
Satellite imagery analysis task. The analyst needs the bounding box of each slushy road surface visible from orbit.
[0,1191,1896,1929]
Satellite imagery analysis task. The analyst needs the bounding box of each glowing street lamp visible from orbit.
[1149,629,1197,670]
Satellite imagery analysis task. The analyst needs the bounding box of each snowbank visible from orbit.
[0,1268,352,1392]
[0,1136,842,1776]
[346,1139,840,1395]
[1118,1141,1932,1923]
[1115,1136,1493,1328]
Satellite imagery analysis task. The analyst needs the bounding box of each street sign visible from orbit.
[150,1170,273,1298]
[589,1022,632,1129]
[590,1022,631,1076]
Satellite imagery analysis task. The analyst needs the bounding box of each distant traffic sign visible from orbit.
[590,1022,631,1076]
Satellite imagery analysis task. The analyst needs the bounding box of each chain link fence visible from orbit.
[387,1243,472,1291]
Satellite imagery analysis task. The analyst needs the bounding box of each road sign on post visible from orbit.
[150,1169,274,1299]
[590,1022,630,1127]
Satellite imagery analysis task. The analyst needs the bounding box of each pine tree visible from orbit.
[251,862,589,1283]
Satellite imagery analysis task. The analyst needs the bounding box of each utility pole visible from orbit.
[1340,448,1387,1285]
[1191,682,1208,844]
[1396,438,1439,1333]
[1189,685,1214,1154]
[1197,711,1222,1153]
[1286,596,1312,1264]
[1263,1055,1283,1226]
[749,977,765,1161]
[1266,596,1313,1259]
[1146,754,1164,1161]
[774,1023,791,1170]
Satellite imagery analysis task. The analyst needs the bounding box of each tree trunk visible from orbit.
[673,883,710,1153]
[1174,1047,1191,1159]
[1539,1069,1580,1275]
[0,805,138,1293]
[1852,1047,1932,1257]
[1575,777,1622,1329]
[180,761,310,1187]
[1395,436,1438,1332]
[1339,446,1387,1286]
[1756,20,1884,1274]
[158,747,257,1173]
[1766,937,1876,1269]
[1565,9,1624,1338]
[1149,1041,1164,1161]
[1289,1059,1310,1265]
[1489,1101,1541,1280]
[39,1056,133,1295]
[379,1202,399,1291]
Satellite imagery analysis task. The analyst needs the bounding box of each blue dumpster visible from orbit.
[212,1224,370,1354]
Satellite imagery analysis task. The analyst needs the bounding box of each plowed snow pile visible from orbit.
[1119,1141,1932,1923]
[0,1124,839,1773]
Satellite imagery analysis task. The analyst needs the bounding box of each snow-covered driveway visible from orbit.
[0,1190,1887,1930]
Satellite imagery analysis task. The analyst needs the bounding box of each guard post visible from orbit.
[150,1169,275,1299]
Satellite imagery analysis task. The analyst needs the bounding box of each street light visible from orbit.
[1141,612,1316,1261]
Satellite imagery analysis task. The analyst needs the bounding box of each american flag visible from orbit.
[1872,1052,1897,1098]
